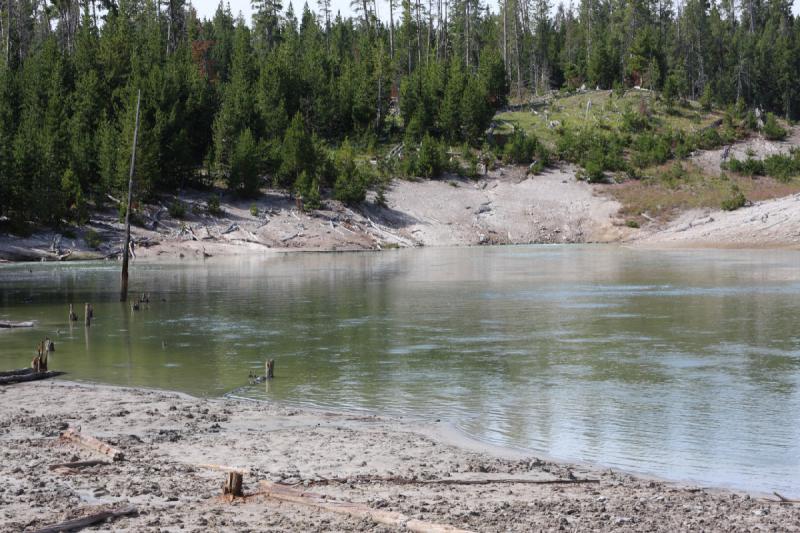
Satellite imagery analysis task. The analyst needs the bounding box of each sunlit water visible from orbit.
[1,246,799,495]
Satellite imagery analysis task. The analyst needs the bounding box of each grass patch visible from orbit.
[605,161,800,223]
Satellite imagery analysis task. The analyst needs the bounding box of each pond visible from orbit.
[1,245,799,495]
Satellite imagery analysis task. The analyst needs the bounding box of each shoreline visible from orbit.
[1,380,796,532]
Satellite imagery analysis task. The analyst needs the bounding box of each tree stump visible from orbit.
[69,304,78,322]
[84,304,91,327]
[266,359,275,379]
[223,472,243,498]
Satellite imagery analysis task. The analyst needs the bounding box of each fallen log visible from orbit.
[30,505,137,533]
[770,492,800,504]
[260,481,473,533]
[48,460,110,471]
[59,428,124,461]
[0,368,37,377]
[0,370,63,385]
[289,474,600,487]
[0,320,35,328]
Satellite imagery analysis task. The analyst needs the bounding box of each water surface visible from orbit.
[1,246,799,495]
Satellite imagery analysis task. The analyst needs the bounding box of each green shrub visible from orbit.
[763,150,800,182]
[503,130,549,166]
[699,84,713,111]
[621,106,651,133]
[695,128,722,150]
[333,140,369,205]
[763,113,787,141]
[721,185,746,211]
[461,143,479,179]
[581,160,606,183]
[404,134,447,178]
[626,220,640,228]
[631,132,671,168]
[84,229,102,249]
[249,203,259,217]
[206,195,222,215]
[168,200,186,219]
[725,157,765,176]
[557,126,626,174]
[295,171,321,210]
[229,128,261,197]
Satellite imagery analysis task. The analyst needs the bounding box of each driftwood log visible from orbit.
[770,492,800,504]
[0,370,63,385]
[49,460,111,471]
[59,428,124,461]
[260,481,473,533]
[285,474,600,487]
[30,505,137,533]
[0,320,34,328]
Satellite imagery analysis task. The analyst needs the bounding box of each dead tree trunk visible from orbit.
[266,359,275,379]
[69,304,77,322]
[120,89,141,302]
[84,303,91,327]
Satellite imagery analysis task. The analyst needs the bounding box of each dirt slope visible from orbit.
[0,165,630,262]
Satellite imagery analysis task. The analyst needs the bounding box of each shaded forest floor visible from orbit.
[2,380,799,532]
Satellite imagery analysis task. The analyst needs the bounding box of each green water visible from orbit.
[1,246,800,495]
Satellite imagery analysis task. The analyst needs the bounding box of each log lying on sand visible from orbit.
[284,473,600,488]
[59,428,124,461]
[0,369,63,385]
[30,505,137,533]
[260,481,474,533]
[0,320,34,328]
[48,460,111,472]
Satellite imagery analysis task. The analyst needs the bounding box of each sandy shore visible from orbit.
[1,380,797,532]
[0,165,631,263]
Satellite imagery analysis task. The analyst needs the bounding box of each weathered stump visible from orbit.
[84,304,91,327]
[223,472,243,498]
[266,359,275,379]
[68,304,78,322]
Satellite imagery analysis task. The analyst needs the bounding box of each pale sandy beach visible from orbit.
[1,380,798,532]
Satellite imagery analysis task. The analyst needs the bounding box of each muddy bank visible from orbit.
[0,380,797,532]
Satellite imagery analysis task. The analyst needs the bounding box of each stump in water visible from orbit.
[131,299,140,311]
[223,472,243,498]
[84,304,91,327]
[86,303,94,320]
[32,339,49,373]
[68,304,78,322]
[266,359,275,379]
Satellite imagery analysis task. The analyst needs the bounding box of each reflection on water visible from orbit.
[1,246,800,495]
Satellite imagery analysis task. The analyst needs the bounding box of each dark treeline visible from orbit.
[0,0,798,226]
